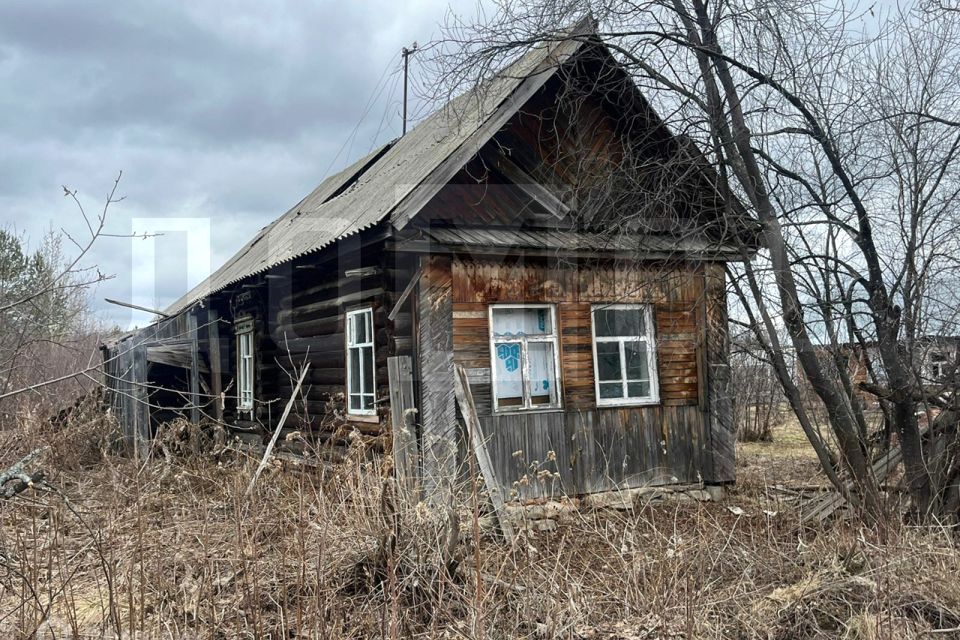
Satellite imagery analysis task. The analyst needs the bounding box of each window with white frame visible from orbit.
[591,304,659,405]
[489,304,561,411]
[930,352,948,380]
[235,317,255,411]
[346,308,376,415]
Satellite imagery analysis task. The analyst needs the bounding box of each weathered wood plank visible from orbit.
[132,345,149,459]
[387,267,422,322]
[418,256,458,506]
[208,308,224,422]
[188,310,200,424]
[388,356,421,502]
[454,364,513,538]
[704,263,734,483]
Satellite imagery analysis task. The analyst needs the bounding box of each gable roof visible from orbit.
[165,19,594,316]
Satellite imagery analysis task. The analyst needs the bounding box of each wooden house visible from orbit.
[101,21,755,502]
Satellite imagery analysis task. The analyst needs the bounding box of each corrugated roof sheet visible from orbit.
[165,21,592,315]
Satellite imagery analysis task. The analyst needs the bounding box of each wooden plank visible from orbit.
[132,344,150,459]
[388,356,421,502]
[104,297,171,318]
[481,147,571,218]
[454,364,514,539]
[418,256,458,505]
[144,343,209,372]
[208,308,224,423]
[188,310,200,424]
[387,267,422,322]
[800,445,903,524]
[703,263,735,482]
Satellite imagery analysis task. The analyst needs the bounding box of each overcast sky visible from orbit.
[0,0,480,328]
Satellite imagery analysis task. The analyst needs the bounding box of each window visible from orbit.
[931,352,948,380]
[236,317,255,411]
[591,304,659,406]
[346,308,376,415]
[489,304,561,411]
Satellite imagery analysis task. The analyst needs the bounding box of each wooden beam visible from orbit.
[387,267,422,322]
[483,148,571,218]
[132,345,150,459]
[345,266,382,278]
[388,356,420,502]
[104,298,170,319]
[246,363,311,496]
[454,364,514,540]
[208,309,224,423]
[188,310,200,424]
[389,237,745,261]
[417,256,457,506]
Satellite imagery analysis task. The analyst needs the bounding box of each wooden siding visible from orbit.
[450,258,704,412]
[704,262,735,482]
[417,256,460,503]
[449,256,727,491]
[478,406,709,501]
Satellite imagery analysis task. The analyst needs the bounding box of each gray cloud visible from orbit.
[0,0,472,328]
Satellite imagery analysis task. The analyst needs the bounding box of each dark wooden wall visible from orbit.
[208,231,418,451]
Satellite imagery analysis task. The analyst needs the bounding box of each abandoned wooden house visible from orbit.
[101,21,755,502]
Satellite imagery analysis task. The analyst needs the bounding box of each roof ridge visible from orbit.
[164,19,595,316]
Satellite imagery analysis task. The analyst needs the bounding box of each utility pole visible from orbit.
[401,42,418,135]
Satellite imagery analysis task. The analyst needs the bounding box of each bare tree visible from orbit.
[432,0,960,522]
[0,175,126,424]
[729,330,784,442]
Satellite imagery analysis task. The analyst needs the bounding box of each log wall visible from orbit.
[212,234,418,449]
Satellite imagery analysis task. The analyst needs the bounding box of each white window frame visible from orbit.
[930,352,948,380]
[591,303,660,407]
[488,303,562,413]
[346,307,376,416]
[235,317,255,412]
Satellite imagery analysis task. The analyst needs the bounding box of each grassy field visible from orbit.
[737,417,826,488]
[1,409,959,638]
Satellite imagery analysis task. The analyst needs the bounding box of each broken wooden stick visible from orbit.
[104,297,171,319]
[1,448,48,499]
[453,363,514,540]
[245,363,310,496]
[800,443,904,524]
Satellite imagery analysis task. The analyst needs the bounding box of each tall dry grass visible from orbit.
[2,406,960,638]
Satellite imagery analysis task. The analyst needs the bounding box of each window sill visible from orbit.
[492,407,565,415]
[596,399,661,408]
[347,413,380,424]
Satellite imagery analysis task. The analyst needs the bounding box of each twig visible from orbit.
[0,447,48,498]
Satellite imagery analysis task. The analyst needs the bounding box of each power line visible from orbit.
[320,53,398,179]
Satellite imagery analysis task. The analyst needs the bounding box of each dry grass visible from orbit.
[1,407,960,638]
[738,415,826,489]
